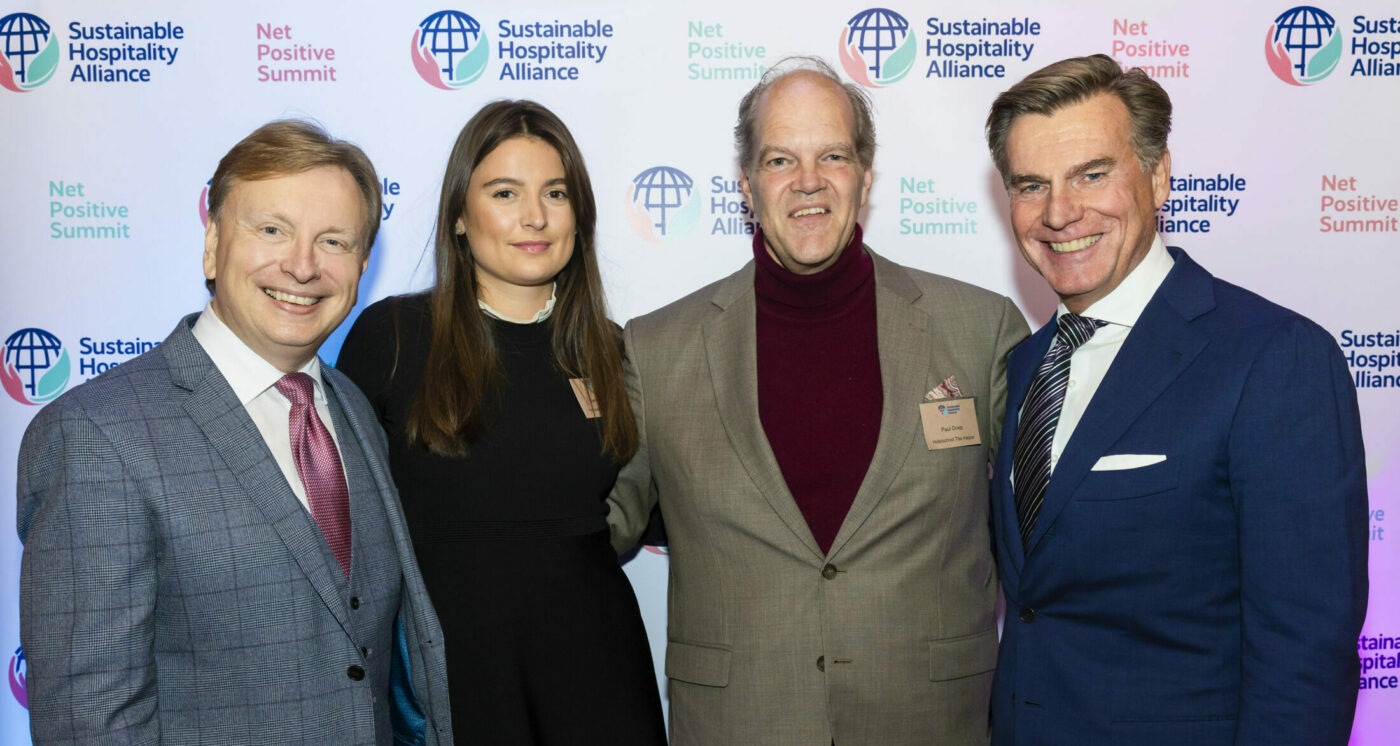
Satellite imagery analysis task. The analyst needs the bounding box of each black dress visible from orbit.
[337,294,666,745]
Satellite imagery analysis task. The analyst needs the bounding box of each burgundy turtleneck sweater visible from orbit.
[754,225,882,555]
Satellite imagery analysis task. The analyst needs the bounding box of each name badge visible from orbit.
[919,397,981,450]
[569,378,600,419]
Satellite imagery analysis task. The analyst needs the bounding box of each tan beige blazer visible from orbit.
[609,249,1029,746]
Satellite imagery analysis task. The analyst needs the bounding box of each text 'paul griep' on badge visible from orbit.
[919,397,981,450]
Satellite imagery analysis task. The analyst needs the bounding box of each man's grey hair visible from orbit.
[986,54,1172,187]
[734,56,876,173]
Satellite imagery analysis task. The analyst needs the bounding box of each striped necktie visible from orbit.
[1012,313,1107,548]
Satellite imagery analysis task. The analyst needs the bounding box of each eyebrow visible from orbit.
[479,176,568,188]
[1069,157,1116,178]
[758,142,855,158]
[1008,157,1118,188]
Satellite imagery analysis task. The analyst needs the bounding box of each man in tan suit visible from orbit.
[608,57,1029,745]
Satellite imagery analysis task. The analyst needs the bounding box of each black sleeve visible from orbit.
[335,298,400,420]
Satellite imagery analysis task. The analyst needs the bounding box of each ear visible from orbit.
[202,217,219,283]
[739,169,754,208]
[1151,148,1171,209]
[859,166,873,208]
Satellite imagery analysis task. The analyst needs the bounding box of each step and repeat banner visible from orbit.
[2,0,1397,741]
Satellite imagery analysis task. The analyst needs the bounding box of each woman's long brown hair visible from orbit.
[407,99,637,462]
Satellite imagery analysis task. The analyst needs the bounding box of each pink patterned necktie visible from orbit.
[275,372,352,577]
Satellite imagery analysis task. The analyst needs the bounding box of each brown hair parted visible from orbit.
[734,55,877,174]
[985,53,1172,187]
[207,119,382,252]
[408,99,637,462]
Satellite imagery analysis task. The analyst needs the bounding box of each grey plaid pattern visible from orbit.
[1012,313,1107,547]
[17,315,452,746]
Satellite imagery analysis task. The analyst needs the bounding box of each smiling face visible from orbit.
[456,135,575,317]
[740,71,872,275]
[203,165,369,372]
[1004,92,1170,313]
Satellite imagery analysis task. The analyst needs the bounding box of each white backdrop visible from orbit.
[3,1,1398,742]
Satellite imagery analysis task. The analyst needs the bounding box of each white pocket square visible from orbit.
[1091,454,1167,471]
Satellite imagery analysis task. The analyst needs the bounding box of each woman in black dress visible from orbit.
[337,100,666,745]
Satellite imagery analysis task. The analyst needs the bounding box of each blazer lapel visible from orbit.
[703,264,825,560]
[997,322,1056,575]
[164,317,351,629]
[827,252,928,557]
[1024,250,1214,557]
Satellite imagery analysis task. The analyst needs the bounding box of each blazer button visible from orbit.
[821,563,838,580]
[816,655,825,672]
[347,665,365,681]
[1018,607,1036,623]
[349,596,360,610]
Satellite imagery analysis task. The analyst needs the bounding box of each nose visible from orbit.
[281,235,320,284]
[1042,185,1082,230]
[793,160,823,195]
[521,195,547,230]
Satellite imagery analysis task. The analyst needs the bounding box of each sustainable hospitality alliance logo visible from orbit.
[0,12,58,92]
[412,10,489,89]
[9,646,25,709]
[839,8,916,88]
[2,328,71,405]
[1266,6,1342,85]
[627,166,701,243]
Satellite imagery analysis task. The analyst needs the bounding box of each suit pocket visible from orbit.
[928,628,997,681]
[1110,716,1236,745]
[665,640,730,687]
[1077,458,1179,501]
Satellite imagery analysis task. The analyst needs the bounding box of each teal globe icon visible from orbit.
[0,12,58,91]
[846,9,909,79]
[839,8,916,87]
[632,167,697,237]
[2,328,69,404]
[1267,6,1341,85]
[420,11,481,83]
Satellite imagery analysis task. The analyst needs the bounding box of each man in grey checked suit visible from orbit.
[17,121,451,745]
[608,57,1029,745]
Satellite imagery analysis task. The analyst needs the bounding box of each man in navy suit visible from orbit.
[983,54,1368,745]
[18,121,451,745]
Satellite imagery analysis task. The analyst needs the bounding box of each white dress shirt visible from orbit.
[191,302,345,513]
[1047,235,1174,473]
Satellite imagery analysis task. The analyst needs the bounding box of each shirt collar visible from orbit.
[478,282,557,324]
[1057,234,1173,329]
[191,301,326,406]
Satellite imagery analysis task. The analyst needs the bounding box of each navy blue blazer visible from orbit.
[990,248,1368,746]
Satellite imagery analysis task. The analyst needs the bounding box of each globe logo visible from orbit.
[8,646,24,710]
[0,12,59,92]
[1266,6,1342,85]
[626,166,701,243]
[2,328,70,406]
[412,10,489,89]
[839,8,916,88]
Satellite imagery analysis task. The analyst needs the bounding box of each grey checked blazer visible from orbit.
[608,249,1029,746]
[17,315,452,746]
